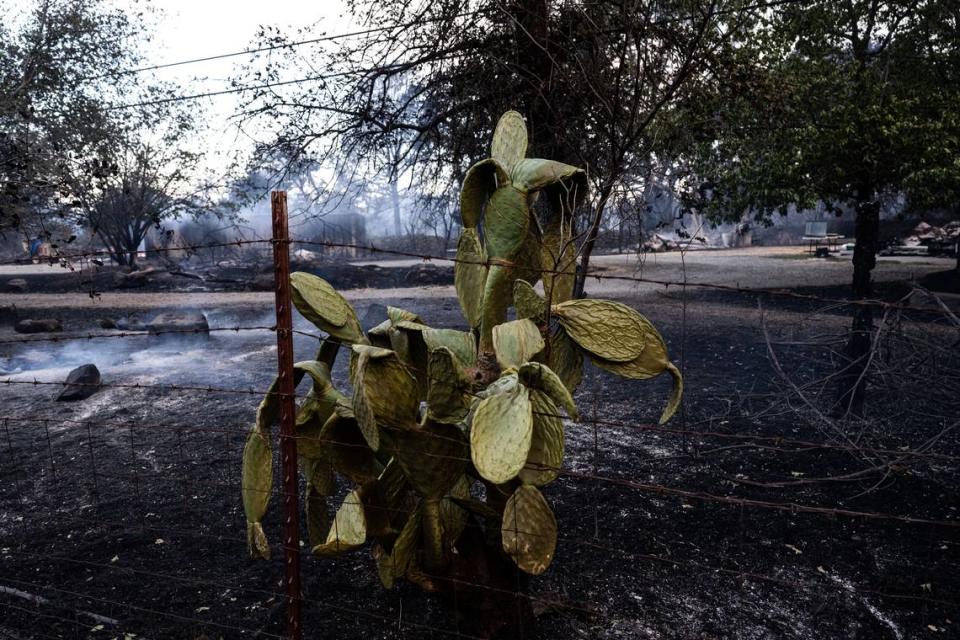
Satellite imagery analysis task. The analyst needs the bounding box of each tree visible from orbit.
[75,137,207,266]
[0,0,152,239]
[235,0,765,296]
[681,0,960,414]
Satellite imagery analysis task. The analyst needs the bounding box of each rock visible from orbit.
[98,318,117,329]
[402,264,454,286]
[4,278,28,293]
[14,318,62,333]
[360,303,389,331]
[145,310,209,335]
[56,364,101,401]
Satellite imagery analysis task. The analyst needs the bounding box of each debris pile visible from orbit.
[901,221,960,255]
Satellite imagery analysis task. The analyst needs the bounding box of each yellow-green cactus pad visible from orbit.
[553,299,647,362]
[460,158,509,229]
[426,347,471,424]
[390,421,468,499]
[352,345,419,450]
[312,489,367,557]
[492,318,545,369]
[491,110,528,174]
[290,272,363,342]
[470,382,533,484]
[518,390,564,486]
[484,186,530,259]
[513,279,546,321]
[454,229,488,328]
[501,485,557,575]
[517,361,578,421]
[422,328,477,367]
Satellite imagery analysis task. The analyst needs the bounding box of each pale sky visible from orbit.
[143,0,354,172]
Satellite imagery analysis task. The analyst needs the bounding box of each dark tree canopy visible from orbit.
[236,0,767,291]
[0,0,152,236]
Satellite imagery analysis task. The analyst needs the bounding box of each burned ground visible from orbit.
[1,256,958,639]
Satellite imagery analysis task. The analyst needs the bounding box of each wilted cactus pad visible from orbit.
[240,111,682,586]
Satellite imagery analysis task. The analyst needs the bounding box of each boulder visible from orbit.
[4,278,28,293]
[56,364,101,401]
[14,318,62,333]
[145,310,209,335]
[98,318,117,329]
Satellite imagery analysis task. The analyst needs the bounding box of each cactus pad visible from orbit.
[470,382,533,484]
[501,485,557,575]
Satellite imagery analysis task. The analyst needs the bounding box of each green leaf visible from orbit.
[501,485,557,575]
[491,110,528,174]
[384,505,423,581]
[290,272,363,342]
[553,299,648,362]
[470,382,533,484]
[492,318,544,369]
[539,216,577,304]
[440,475,471,548]
[303,457,334,547]
[241,368,307,560]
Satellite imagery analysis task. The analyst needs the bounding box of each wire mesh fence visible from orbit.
[1,205,958,638]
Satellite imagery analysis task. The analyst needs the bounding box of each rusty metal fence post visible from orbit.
[271,190,304,640]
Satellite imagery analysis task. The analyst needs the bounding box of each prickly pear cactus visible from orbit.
[241,111,683,586]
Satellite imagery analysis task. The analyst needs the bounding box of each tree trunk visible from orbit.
[390,180,402,237]
[573,185,612,298]
[512,0,555,158]
[834,194,880,417]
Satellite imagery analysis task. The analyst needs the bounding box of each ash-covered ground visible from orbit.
[1,248,958,639]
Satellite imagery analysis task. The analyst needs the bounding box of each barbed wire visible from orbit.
[0,325,327,346]
[4,406,957,529]
[3,219,958,635]
[2,238,956,318]
[80,10,492,81]
[7,480,958,615]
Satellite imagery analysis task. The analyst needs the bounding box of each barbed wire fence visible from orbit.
[1,194,958,639]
